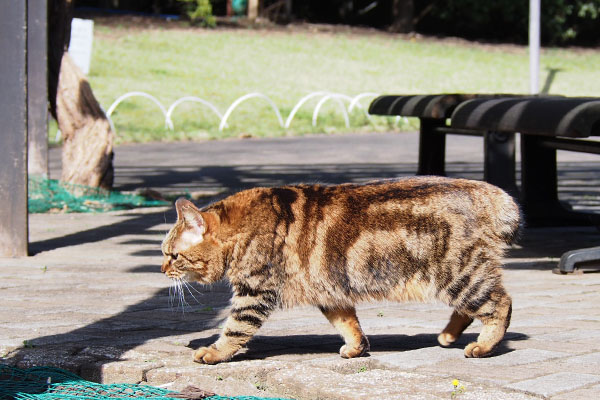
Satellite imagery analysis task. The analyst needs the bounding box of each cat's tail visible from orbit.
[490,188,522,245]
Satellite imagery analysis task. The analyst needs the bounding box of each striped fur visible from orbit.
[161,176,520,363]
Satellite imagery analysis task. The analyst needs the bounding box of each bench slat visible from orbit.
[451,96,600,138]
[368,94,477,119]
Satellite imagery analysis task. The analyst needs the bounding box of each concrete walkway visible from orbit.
[2,132,600,399]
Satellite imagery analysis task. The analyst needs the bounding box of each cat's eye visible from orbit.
[172,253,179,259]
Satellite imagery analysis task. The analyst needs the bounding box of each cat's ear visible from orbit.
[175,198,206,237]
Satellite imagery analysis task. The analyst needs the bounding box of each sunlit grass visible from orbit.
[50,21,600,145]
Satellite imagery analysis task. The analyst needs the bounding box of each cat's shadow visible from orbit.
[188,331,527,362]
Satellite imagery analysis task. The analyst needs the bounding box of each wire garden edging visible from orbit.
[104,91,383,135]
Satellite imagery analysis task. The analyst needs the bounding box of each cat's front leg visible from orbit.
[194,287,277,364]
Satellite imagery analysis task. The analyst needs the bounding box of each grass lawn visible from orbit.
[55,18,600,144]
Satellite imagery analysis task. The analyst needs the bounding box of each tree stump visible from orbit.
[56,52,114,189]
[48,0,114,190]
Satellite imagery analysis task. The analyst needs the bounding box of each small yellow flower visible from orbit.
[452,379,459,387]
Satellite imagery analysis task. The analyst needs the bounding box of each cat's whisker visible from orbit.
[175,280,183,307]
[175,279,192,314]
[173,280,181,311]
[172,280,182,312]
[168,281,174,309]
[168,279,186,313]
[182,283,199,304]
[181,279,203,303]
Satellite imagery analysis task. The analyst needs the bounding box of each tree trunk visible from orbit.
[48,0,114,189]
[56,53,114,189]
[390,0,414,33]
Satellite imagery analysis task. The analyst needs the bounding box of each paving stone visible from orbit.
[510,315,583,328]
[267,366,430,400]
[563,351,600,366]
[160,374,279,399]
[371,346,464,369]
[417,359,565,387]
[80,359,165,384]
[9,346,99,374]
[534,329,600,344]
[468,348,567,367]
[552,384,600,400]
[359,317,444,330]
[499,338,595,355]
[506,372,600,397]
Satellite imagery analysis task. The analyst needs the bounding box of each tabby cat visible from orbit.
[161,176,519,364]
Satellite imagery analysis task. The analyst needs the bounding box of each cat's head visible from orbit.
[161,198,225,284]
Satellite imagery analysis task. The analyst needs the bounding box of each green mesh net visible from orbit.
[0,365,293,400]
[28,176,170,213]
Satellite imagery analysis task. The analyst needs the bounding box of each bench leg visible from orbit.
[554,246,600,274]
[521,135,599,227]
[417,118,446,176]
[484,131,518,197]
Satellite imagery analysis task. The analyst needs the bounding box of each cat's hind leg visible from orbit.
[438,310,473,347]
[463,288,512,358]
[320,306,370,358]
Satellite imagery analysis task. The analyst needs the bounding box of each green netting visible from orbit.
[0,365,292,400]
[28,176,170,213]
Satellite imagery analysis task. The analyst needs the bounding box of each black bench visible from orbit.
[369,94,521,194]
[369,94,600,273]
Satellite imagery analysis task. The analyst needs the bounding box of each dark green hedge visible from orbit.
[418,0,600,45]
[73,0,599,45]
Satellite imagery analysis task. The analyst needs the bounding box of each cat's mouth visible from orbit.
[165,269,182,279]
[162,260,206,284]
[165,269,203,282]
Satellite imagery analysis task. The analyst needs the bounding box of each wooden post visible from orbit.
[248,0,259,20]
[0,1,28,256]
[28,0,49,177]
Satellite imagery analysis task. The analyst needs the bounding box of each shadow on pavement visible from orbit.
[113,163,424,196]
[28,209,175,255]
[190,332,528,362]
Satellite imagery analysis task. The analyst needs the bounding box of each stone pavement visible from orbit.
[2,132,600,399]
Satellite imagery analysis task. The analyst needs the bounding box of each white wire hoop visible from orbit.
[219,93,284,131]
[106,91,172,130]
[285,91,330,129]
[312,94,352,128]
[166,96,224,129]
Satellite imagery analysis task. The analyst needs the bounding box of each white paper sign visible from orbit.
[68,18,94,75]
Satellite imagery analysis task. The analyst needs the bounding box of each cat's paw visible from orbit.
[339,336,370,358]
[193,346,228,364]
[437,332,457,347]
[464,342,494,358]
